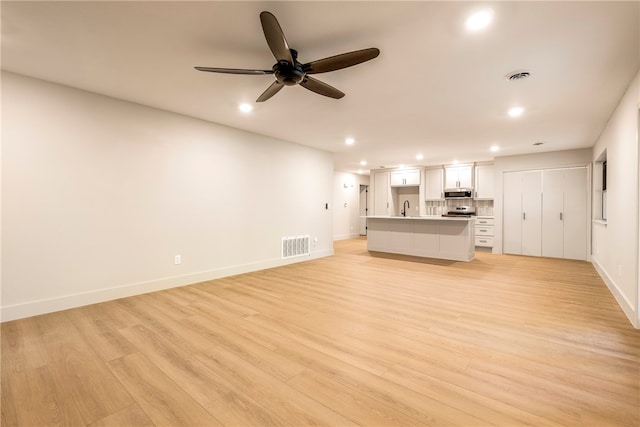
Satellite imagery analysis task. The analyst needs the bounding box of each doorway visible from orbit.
[359,185,369,236]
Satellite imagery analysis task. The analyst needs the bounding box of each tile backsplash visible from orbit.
[425,199,494,216]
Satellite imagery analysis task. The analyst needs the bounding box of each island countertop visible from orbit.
[364,215,475,221]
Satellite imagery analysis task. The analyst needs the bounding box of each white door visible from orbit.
[562,167,588,260]
[504,170,542,256]
[542,169,564,258]
[521,170,542,256]
[503,171,523,255]
[373,172,389,215]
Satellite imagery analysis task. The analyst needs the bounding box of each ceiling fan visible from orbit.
[195,11,380,102]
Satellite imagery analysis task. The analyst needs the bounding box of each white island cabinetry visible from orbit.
[367,216,475,262]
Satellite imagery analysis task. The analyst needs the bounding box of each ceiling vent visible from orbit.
[506,70,531,81]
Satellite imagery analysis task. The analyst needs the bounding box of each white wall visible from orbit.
[1,72,334,321]
[493,148,593,256]
[333,171,369,240]
[590,71,640,327]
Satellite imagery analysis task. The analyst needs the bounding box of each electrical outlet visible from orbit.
[174,255,182,265]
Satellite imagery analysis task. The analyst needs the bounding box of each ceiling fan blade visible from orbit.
[256,81,284,102]
[260,11,294,64]
[300,76,345,99]
[195,66,273,75]
[304,48,380,74]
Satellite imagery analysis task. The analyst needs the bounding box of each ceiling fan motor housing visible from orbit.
[273,61,305,86]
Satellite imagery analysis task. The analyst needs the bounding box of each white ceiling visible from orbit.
[2,1,639,172]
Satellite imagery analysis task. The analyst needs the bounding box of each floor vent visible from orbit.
[282,235,310,259]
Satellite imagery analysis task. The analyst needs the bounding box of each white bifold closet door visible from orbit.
[503,170,542,256]
[542,167,588,260]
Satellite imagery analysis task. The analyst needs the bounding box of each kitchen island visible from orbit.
[365,216,475,262]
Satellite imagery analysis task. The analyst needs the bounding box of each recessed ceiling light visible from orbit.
[416,153,424,161]
[239,103,253,113]
[508,106,524,117]
[360,160,367,166]
[465,9,494,31]
[345,138,355,145]
[490,145,500,152]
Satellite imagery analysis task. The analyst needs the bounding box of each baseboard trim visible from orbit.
[1,249,334,322]
[591,257,638,328]
[333,233,364,241]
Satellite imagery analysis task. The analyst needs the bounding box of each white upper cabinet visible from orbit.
[445,165,473,189]
[474,164,495,199]
[373,171,391,215]
[425,168,444,200]
[390,169,420,187]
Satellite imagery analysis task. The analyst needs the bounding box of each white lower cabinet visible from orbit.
[503,167,588,261]
[474,216,494,247]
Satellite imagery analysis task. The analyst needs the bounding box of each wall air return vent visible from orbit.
[282,235,310,259]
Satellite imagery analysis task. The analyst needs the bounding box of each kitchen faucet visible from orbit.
[402,200,410,217]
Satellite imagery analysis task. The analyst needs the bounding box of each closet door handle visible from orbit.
[523,212,526,220]
[560,212,563,220]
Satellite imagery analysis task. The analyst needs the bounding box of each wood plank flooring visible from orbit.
[2,238,639,426]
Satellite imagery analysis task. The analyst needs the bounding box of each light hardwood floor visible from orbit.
[2,238,639,426]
